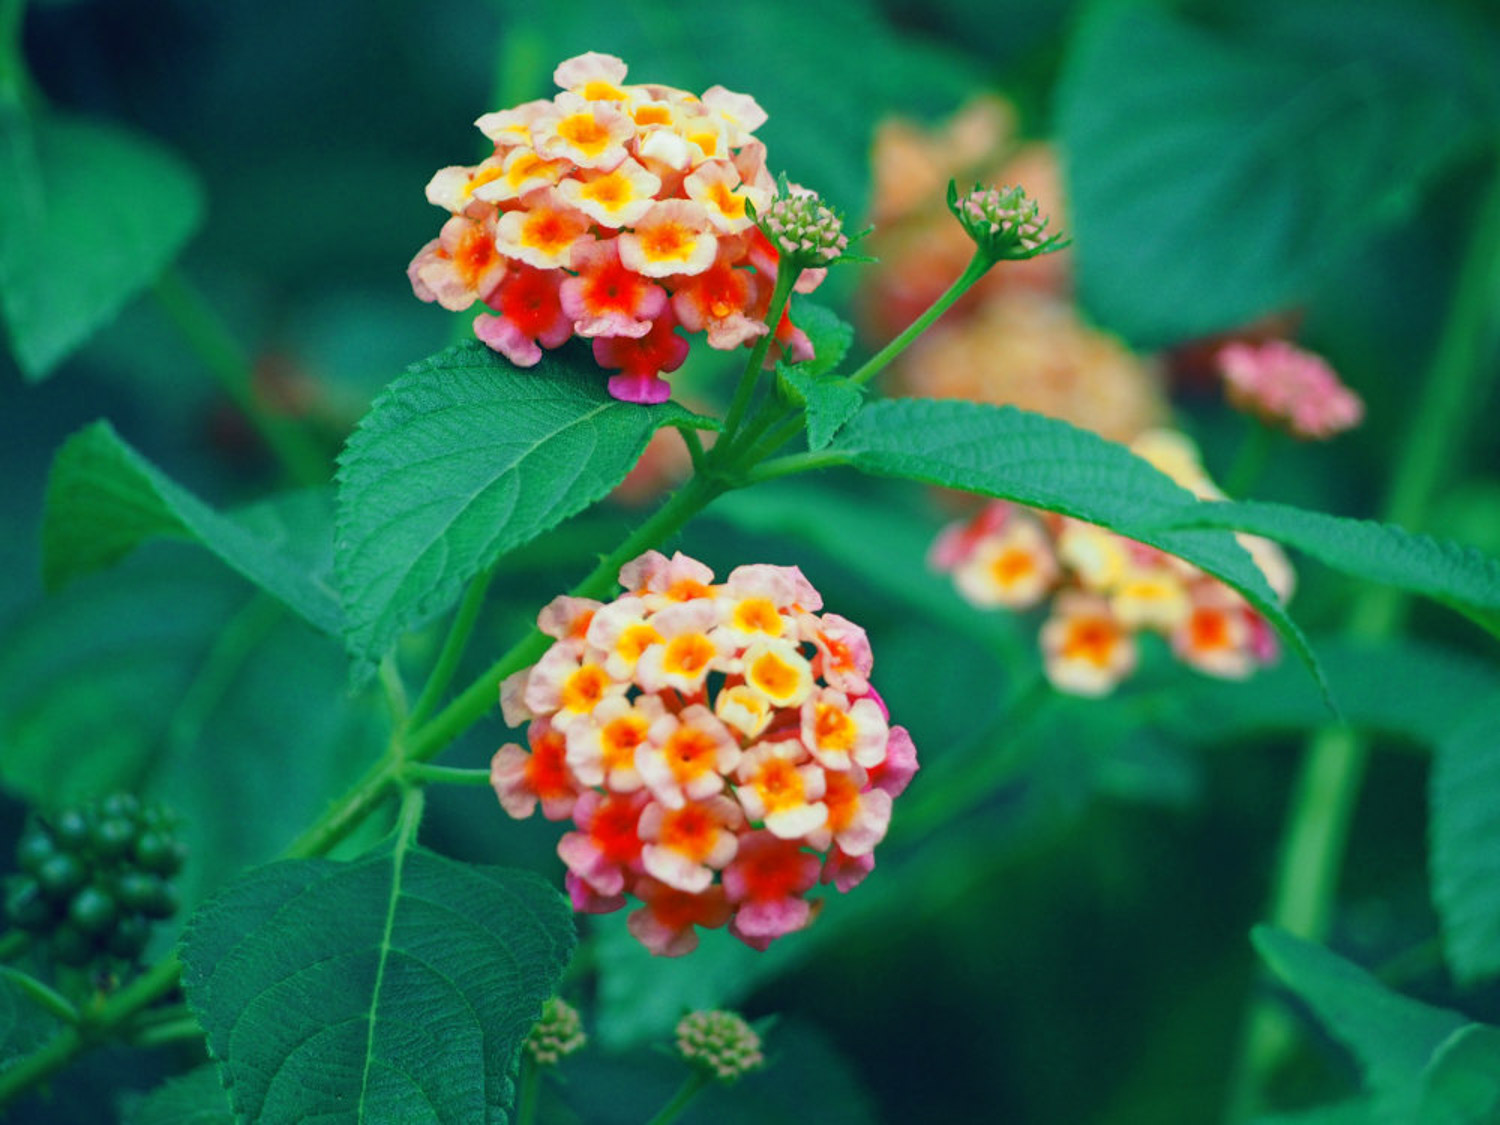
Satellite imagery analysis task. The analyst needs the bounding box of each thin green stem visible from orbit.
[645,1070,712,1125]
[152,269,328,487]
[408,568,494,728]
[847,251,990,388]
[739,449,849,486]
[405,472,724,764]
[719,265,799,446]
[515,1055,543,1125]
[378,652,410,728]
[680,424,707,475]
[124,1011,203,1048]
[403,763,492,787]
[282,754,404,860]
[0,966,78,1025]
[0,0,31,111]
[1223,419,1277,499]
[1226,153,1500,1123]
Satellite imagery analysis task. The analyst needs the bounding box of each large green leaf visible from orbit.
[1151,500,1500,641]
[824,398,1322,692]
[0,110,203,379]
[180,841,574,1124]
[123,1066,234,1125]
[42,421,343,637]
[1253,927,1472,1123]
[1055,0,1497,346]
[335,342,709,669]
[1430,693,1500,984]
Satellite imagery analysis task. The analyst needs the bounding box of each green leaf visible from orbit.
[1430,694,1500,984]
[1253,927,1468,1122]
[776,365,865,451]
[1055,0,1497,346]
[1150,500,1500,641]
[825,398,1324,694]
[180,841,575,1124]
[0,110,203,379]
[124,1066,235,1125]
[335,342,709,669]
[789,301,855,378]
[1417,1025,1500,1125]
[42,421,343,636]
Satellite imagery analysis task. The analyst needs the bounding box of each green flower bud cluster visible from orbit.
[524,996,587,1066]
[674,1009,764,1082]
[759,186,850,270]
[948,180,1068,263]
[4,794,186,967]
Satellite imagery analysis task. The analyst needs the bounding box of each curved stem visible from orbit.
[719,265,799,448]
[847,251,990,388]
[1226,152,1500,1122]
[403,763,492,787]
[407,567,495,728]
[152,269,328,487]
[645,1070,712,1125]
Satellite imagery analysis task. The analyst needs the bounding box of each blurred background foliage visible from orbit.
[4,0,1500,1121]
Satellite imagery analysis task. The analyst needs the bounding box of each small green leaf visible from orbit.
[1253,927,1467,1122]
[1056,0,1497,346]
[335,342,710,670]
[789,301,855,378]
[1417,1025,1500,1125]
[180,844,575,1124]
[826,398,1324,696]
[42,421,343,636]
[0,110,203,379]
[1430,694,1500,984]
[1150,500,1500,641]
[777,365,865,451]
[124,1066,235,1125]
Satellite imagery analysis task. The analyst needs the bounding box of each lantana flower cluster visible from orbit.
[408,52,823,405]
[932,430,1296,696]
[1216,339,1365,440]
[491,550,918,956]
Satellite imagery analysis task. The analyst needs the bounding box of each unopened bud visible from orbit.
[949,181,1067,263]
[674,1009,765,1081]
[759,187,849,270]
[525,996,586,1066]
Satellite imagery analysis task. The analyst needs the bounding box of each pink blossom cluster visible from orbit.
[1216,339,1364,440]
[491,550,918,956]
[932,431,1295,695]
[407,52,822,404]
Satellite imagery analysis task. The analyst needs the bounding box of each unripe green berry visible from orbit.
[68,886,117,935]
[5,879,53,932]
[100,793,140,821]
[133,832,185,876]
[36,853,86,899]
[91,817,137,860]
[52,809,90,851]
[17,832,56,875]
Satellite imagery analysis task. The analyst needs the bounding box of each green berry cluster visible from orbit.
[4,794,186,967]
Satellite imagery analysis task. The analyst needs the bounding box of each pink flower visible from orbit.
[1217,339,1364,439]
[723,831,821,950]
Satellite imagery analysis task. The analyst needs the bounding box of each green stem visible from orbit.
[1226,153,1500,1122]
[847,251,990,388]
[645,1070,712,1125]
[405,471,724,764]
[515,1055,543,1125]
[125,1011,204,1048]
[0,0,30,111]
[403,763,492,787]
[719,265,799,447]
[152,269,328,487]
[1223,419,1277,498]
[0,966,78,1025]
[408,568,494,728]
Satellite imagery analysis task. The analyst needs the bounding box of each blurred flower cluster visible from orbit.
[1216,338,1364,440]
[933,430,1295,694]
[408,52,822,404]
[491,550,918,955]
